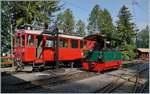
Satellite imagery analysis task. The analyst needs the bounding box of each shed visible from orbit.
[137,48,149,61]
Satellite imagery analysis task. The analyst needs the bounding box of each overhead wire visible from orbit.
[132,0,147,14]
[62,0,89,13]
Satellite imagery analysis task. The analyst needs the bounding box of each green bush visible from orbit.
[122,44,136,60]
[1,58,13,68]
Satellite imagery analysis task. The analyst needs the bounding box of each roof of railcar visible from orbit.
[84,33,121,41]
[84,33,106,41]
[15,29,83,40]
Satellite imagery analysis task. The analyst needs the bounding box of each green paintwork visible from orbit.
[84,51,102,62]
[84,50,122,62]
[102,51,122,62]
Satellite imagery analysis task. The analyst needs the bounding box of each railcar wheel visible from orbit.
[14,59,24,71]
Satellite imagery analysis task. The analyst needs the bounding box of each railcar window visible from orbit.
[16,35,20,46]
[71,40,78,48]
[59,39,68,48]
[80,41,83,48]
[46,40,54,47]
[28,35,34,46]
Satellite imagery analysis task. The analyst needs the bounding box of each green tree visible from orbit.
[56,8,75,32]
[100,9,115,38]
[1,1,61,54]
[116,5,136,46]
[75,20,86,36]
[2,1,61,29]
[116,5,137,60]
[137,26,149,48]
[87,4,103,34]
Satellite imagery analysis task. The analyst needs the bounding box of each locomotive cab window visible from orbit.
[28,35,34,46]
[83,41,87,48]
[59,39,68,48]
[46,39,54,47]
[71,39,78,48]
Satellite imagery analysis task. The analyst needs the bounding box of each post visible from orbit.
[55,28,59,69]
[10,14,14,70]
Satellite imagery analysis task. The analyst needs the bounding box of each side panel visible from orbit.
[58,48,83,61]
[23,46,36,62]
[42,48,54,61]
[82,60,122,72]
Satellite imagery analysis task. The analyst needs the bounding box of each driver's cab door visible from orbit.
[36,36,43,59]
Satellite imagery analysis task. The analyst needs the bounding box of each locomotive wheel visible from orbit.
[118,64,123,69]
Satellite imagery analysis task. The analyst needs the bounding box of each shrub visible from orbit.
[122,44,136,60]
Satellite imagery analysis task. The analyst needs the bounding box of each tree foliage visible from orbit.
[116,5,138,60]
[116,5,136,46]
[2,1,61,29]
[87,5,103,34]
[1,1,61,54]
[137,26,149,48]
[100,9,115,38]
[87,5,115,38]
[56,8,75,32]
[75,20,86,36]
[122,44,136,60]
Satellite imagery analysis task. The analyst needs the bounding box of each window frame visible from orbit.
[71,39,78,48]
[45,39,54,48]
[16,33,20,46]
[59,38,68,48]
[27,34,34,46]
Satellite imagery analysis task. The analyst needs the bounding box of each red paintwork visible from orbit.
[23,46,36,62]
[14,29,91,64]
[82,60,122,72]
[58,48,83,61]
[84,40,95,50]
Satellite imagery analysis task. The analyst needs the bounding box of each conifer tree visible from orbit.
[76,20,85,36]
[116,5,136,45]
[87,5,103,34]
[57,8,75,32]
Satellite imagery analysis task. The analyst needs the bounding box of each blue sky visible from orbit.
[59,0,148,30]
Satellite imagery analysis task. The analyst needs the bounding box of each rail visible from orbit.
[94,65,149,93]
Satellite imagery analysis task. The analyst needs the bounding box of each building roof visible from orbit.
[137,48,149,53]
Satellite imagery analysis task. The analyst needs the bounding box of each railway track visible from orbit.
[132,67,149,93]
[94,63,149,93]
[11,71,97,92]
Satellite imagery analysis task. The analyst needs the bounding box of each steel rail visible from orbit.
[94,66,149,93]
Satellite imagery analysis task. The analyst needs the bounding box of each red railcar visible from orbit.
[13,29,95,70]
